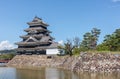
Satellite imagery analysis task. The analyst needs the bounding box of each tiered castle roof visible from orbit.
[27,16,49,26]
[16,16,58,54]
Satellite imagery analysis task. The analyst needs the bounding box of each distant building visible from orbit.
[16,16,59,55]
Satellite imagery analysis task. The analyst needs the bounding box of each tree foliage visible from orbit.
[97,28,120,51]
[58,28,120,55]
[64,39,74,56]
[80,28,101,50]
[58,37,80,56]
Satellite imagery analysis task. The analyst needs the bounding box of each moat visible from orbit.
[0,67,120,79]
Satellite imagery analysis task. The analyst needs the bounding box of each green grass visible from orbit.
[84,50,120,54]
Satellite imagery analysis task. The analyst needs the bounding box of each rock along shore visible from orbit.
[7,53,120,72]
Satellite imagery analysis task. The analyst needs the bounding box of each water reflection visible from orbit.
[45,68,79,79]
[0,63,6,67]
[79,72,120,79]
[16,68,45,79]
[16,67,79,79]
[0,67,16,79]
[0,67,120,79]
[78,72,120,79]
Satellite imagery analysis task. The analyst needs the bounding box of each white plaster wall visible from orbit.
[46,49,59,55]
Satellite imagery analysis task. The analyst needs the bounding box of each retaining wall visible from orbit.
[7,53,120,72]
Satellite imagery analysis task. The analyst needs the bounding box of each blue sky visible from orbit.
[0,0,120,49]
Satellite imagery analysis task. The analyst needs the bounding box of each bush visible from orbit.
[72,48,81,55]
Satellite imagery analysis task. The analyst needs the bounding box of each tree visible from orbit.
[73,37,81,55]
[80,28,101,51]
[80,32,92,50]
[90,28,101,50]
[96,43,109,51]
[101,28,120,51]
[58,37,81,56]
[64,39,75,56]
[73,37,81,48]
[58,39,75,56]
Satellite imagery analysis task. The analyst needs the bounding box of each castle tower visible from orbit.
[16,17,59,55]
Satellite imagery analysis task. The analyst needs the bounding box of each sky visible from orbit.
[0,0,120,50]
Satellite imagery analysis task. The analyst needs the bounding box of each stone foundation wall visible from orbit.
[73,53,120,72]
[7,53,120,72]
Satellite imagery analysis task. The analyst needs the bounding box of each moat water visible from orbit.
[0,67,120,79]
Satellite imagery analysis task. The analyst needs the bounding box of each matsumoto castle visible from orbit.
[15,16,59,55]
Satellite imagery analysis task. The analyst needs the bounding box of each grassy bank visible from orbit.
[84,51,120,54]
[0,53,15,60]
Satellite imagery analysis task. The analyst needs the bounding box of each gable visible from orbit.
[25,36,38,42]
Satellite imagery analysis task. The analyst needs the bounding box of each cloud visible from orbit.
[0,40,15,50]
[112,0,120,2]
[58,40,64,45]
